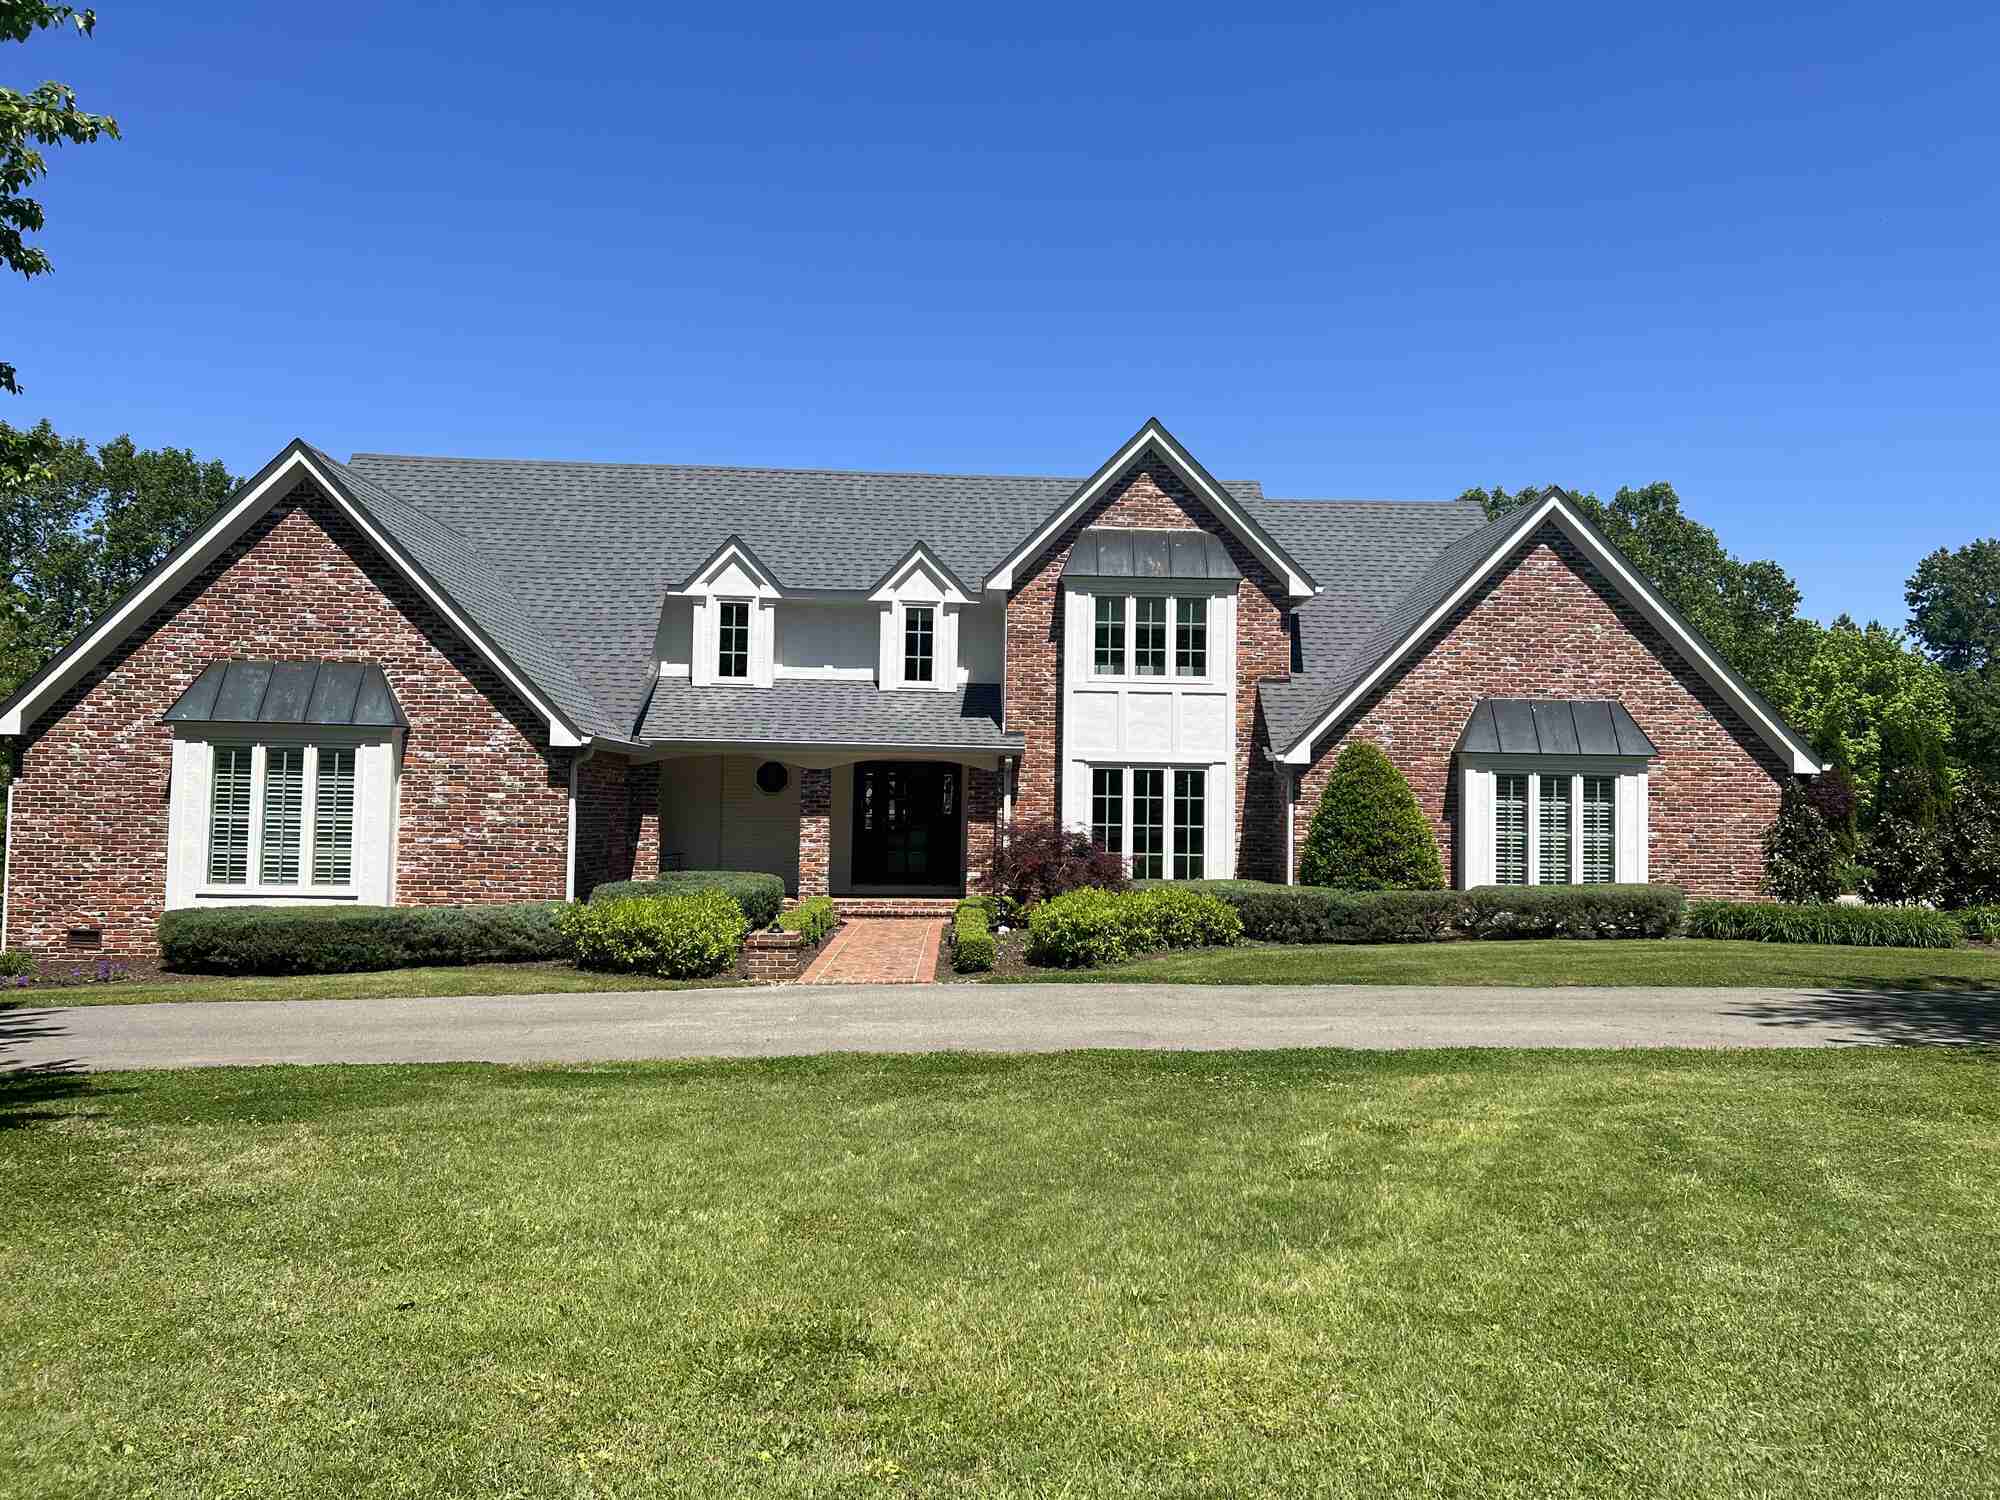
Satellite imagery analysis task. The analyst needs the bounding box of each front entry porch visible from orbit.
[655,751,1003,900]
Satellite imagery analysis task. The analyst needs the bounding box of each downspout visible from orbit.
[565,742,598,902]
[1283,765,1295,886]
[1,777,14,950]
[1000,755,1013,842]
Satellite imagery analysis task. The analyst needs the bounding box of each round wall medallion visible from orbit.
[755,760,790,796]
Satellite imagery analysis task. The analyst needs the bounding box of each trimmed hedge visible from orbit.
[778,896,838,945]
[1148,880,1683,943]
[556,888,748,977]
[587,871,784,929]
[1026,886,1241,969]
[160,902,567,976]
[1685,900,1963,949]
[951,897,996,973]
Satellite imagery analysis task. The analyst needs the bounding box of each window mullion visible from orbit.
[301,746,320,888]
[1526,772,1540,886]
[246,745,266,890]
[1571,773,1583,885]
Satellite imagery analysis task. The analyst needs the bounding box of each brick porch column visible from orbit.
[964,766,998,893]
[799,766,831,897]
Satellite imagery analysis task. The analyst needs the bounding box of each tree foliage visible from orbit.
[1905,537,2000,781]
[1760,781,1843,905]
[3,3,119,401]
[0,418,237,704]
[1779,617,1954,810]
[1299,740,1445,891]
[1461,481,1818,714]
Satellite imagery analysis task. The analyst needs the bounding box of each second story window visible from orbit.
[717,600,750,679]
[1093,597,1125,675]
[904,606,934,683]
[1134,597,1167,676]
[1175,598,1207,676]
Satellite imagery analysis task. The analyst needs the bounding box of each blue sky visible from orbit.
[9,2,1997,627]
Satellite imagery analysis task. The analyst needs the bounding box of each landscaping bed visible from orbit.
[6,1048,1998,1497]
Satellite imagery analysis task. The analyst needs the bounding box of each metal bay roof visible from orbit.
[1455,698,1657,758]
[1061,527,1242,583]
[163,660,407,728]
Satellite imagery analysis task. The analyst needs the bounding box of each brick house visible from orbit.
[0,419,1818,956]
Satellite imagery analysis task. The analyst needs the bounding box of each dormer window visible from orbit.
[904,606,934,683]
[717,601,750,679]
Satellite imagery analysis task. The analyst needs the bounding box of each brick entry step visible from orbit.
[800,918,945,985]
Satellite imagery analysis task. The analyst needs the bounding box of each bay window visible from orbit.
[204,742,360,892]
[1477,768,1631,886]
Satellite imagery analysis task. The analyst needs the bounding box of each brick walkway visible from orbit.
[800,918,944,985]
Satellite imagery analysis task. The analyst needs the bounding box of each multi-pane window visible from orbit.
[1172,769,1206,879]
[206,743,358,890]
[1091,768,1124,854]
[1494,773,1529,886]
[1537,773,1572,885]
[904,606,934,683]
[1175,598,1207,677]
[1581,776,1616,884]
[1134,596,1167,677]
[1093,597,1125,676]
[717,600,750,679]
[1131,768,1166,879]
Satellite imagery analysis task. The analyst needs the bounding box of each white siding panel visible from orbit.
[1179,693,1230,757]
[776,602,876,679]
[959,602,1004,685]
[717,755,802,893]
[1070,692,1119,752]
[1126,692,1173,754]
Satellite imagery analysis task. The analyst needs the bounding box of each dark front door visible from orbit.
[851,762,960,888]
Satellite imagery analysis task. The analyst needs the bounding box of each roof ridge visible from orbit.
[349,452,1095,484]
[311,447,489,552]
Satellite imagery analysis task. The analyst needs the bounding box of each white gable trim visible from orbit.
[983,420,1315,599]
[1278,495,1820,774]
[869,544,970,605]
[674,536,784,600]
[0,445,587,749]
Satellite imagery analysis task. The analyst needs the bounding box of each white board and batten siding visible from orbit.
[1058,581,1237,879]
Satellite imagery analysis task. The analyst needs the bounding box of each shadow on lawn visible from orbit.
[0,1003,88,1129]
[1727,987,2000,1046]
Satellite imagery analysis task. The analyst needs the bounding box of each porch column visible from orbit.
[965,765,999,893]
[799,766,831,897]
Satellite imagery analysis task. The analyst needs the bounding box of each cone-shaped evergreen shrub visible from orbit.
[1299,742,1445,890]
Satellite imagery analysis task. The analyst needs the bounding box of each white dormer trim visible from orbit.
[872,545,965,692]
[1277,494,1822,774]
[678,537,781,688]
[0,443,586,748]
[982,418,1316,599]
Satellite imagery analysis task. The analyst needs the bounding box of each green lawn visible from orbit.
[999,938,2000,990]
[30,962,737,1007]
[5,1049,1998,1497]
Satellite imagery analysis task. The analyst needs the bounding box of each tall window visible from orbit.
[1494,773,1528,886]
[1581,776,1616,884]
[1175,598,1207,677]
[1134,596,1167,676]
[1091,768,1124,854]
[1537,773,1572,884]
[207,743,358,890]
[904,605,934,683]
[717,600,750,679]
[208,745,253,885]
[1131,769,1165,879]
[1093,597,1125,675]
[1172,769,1206,879]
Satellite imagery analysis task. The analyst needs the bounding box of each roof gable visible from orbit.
[980,419,1316,598]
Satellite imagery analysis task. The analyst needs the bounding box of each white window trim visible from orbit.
[166,725,401,909]
[1084,761,1217,882]
[1458,755,1648,887]
[872,550,965,691]
[1083,586,1222,686]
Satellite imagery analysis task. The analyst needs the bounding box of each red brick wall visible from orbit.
[1002,456,1293,878]
[798,767,831,898]
[964,765,997,892]
[1292,524,1788,898]
[6,480,573,955]
[573,753,663,898]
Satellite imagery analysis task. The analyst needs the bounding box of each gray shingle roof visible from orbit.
[1456,699,1658,757]
[640,680,1019,751]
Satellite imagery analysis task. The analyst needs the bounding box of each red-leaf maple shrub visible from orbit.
[986,819,1129,909]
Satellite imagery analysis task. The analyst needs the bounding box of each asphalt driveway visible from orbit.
[6,982,1999,1072]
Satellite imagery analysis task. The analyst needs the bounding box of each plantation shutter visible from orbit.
[313,747,357,886]
[1537,774,1572,884]
[1494,774,1527,885]
[1581,775,1616,884]
[260,746,305,885]
[208,745,253,884]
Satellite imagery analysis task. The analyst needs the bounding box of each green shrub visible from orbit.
[1298,742,1445,891]
[1025,886,1241,968]
[1685,900,1961,949]
[1233,887,1460,944]
[951,899,996,973]
[1761,781,1843,904]
[159,902,568,976]
[557,889,748,977]
[1958,905,2000,943]
[587,870,784,929]
[778,896,838,945]
[1455,885,1685,940]
[0,950,36,977]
